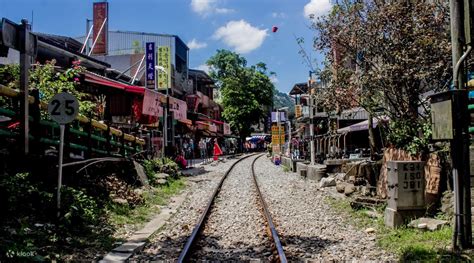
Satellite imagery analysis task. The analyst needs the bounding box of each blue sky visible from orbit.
[0,0,332,93]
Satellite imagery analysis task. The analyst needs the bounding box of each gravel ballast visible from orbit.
[254,156,396,261]
[132,154,395,261]
[131,156,242,261]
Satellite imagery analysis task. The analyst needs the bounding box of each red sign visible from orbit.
[93,2,108,55]
[142,89,164,117]
[170,97,187,121]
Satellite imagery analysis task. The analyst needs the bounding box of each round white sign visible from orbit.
[47,92,79,124]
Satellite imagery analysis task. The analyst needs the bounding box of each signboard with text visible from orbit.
[157,46,171,90]
[92,2,108,55]
[295,105,302,118]
[170,97,187,121]
[271,111,286,122]
[145,42,155,89]
[142,89,164,117]
[224,123,231,135]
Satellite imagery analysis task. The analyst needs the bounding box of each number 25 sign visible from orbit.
[47,92,79,124]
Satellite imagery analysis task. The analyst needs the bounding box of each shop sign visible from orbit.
[223,123,231,135]
[92,2,108,55]
[295,105,302,118]
[157,46,171,90]
[142,89,164,117]
[145,42,155,89]
[170,97,187,121]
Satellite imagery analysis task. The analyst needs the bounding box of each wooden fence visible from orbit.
[0,84,145,159]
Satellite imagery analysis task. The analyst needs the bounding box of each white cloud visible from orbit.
[187,38,208,50]
[196,64,211,74]
[270,75,278,84]
[215,7,234,14]
[213,20,268,54]
[272,12,286,19]
[304,0,332,19]
[191,0,234,16]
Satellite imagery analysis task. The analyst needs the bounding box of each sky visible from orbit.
[0,0,333,93]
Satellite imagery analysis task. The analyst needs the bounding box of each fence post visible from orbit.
[86,118,92,159]
[121,132,125,157]
[105,125,111,156]
[30,89,41,155]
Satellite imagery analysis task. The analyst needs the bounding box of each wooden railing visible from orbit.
[0,84,145,158]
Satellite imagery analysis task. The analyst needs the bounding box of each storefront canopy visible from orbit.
[83,72,145,95]
[337,116,388,133]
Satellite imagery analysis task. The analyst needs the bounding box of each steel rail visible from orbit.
[252,154,287,262]
[177,153,257,262]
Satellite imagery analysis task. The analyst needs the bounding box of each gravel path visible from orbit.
[254,156,396,261]
[130,156,245,261]
[190,154,272,261]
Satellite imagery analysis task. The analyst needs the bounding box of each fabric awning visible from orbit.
[246,135,269,142]
[337,116,389,133]
[84,72,145,95]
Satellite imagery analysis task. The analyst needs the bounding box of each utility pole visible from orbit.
[19,19,32,156]
[449,0,472,249]
[308,71,315,165]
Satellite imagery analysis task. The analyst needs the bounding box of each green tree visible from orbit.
[207,50,274,139]
[312,1,450,154]
[0,60,97,118]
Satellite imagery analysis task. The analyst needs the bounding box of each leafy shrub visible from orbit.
[143,158,181,182]
[60,187,100,228]
[0,173,53,218]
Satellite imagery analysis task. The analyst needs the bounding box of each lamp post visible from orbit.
[155,65,170,157]
[277,107,289,155]
[308,71,316,165]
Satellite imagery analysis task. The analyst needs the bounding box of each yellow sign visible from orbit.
[295,105,302,118]
[157,46,171,90]
[271,135,285,145]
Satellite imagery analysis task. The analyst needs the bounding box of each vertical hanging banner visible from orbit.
[157,46,171,90]
[92,2,108,55]
[145,42,156,89]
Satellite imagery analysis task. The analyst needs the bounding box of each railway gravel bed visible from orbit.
[189,155,272,261]
[130,157,243,261]
[254,156,396,261]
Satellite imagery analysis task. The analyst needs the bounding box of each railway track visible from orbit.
[177,153,287,262]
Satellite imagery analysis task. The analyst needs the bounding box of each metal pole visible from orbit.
[80,19,93,54]
[277,110,281,154]
[57,124,65,217]
[20,19,31,156]
[450,0,472,249]
[308,72,315,165]
[88,17,107,56]
[132,55,145,84]
[288,120,292,158]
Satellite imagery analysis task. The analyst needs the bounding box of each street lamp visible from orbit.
[155,66,170,157]
[276,107,289,155]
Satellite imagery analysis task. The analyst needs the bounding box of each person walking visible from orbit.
[199,138,206,160]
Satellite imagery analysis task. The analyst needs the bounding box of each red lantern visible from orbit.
[272,26,278,33]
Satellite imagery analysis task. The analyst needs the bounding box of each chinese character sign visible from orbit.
[92,2,108,55]
[170,97,187,121]
[145,42,155,89]
[157,46,171,90]
[142,89,164,117]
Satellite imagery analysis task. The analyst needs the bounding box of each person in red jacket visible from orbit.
[213,141,223,161]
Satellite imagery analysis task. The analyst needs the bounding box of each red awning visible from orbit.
[84,72,145,95]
